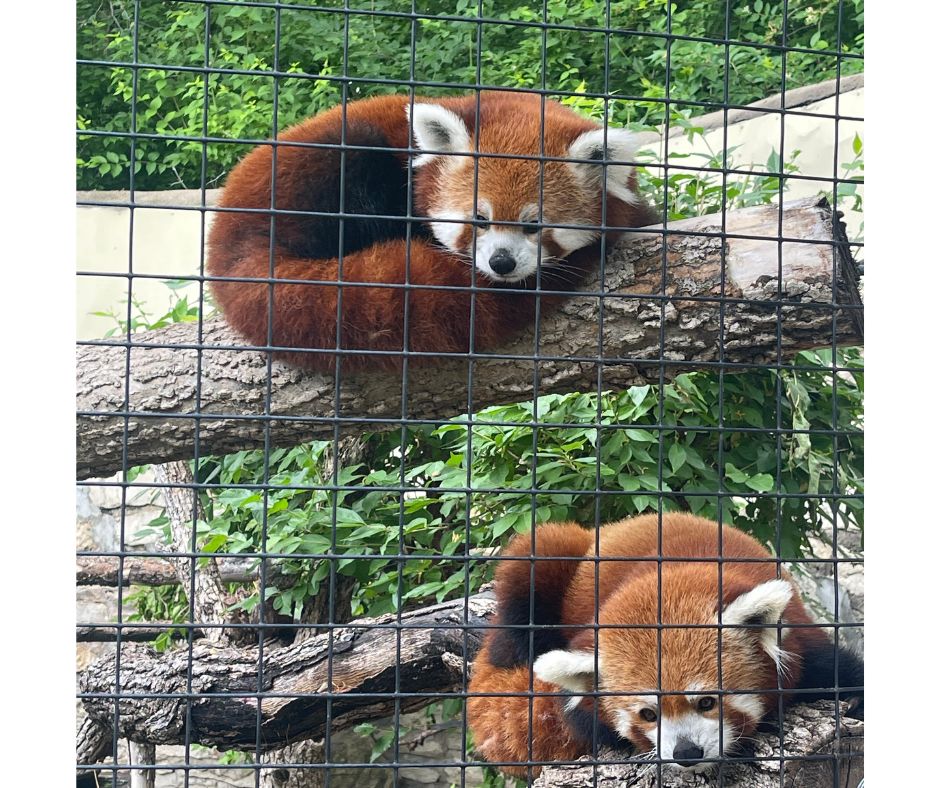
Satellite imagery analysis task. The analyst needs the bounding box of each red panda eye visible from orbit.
[639,708,658,723]
[474,214,488,226]
[697,697,717,712]
[522,222,539,235]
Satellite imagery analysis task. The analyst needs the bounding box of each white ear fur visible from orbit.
[722,579,794,628]
[407,104,471,167]
[533,649,598,692]
[566,127,640,205]
[722,579,794,669]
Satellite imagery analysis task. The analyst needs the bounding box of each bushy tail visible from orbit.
[467,644,590,777]
[207,239,533,372]
[797,635,864,713]
[467,523,601,775]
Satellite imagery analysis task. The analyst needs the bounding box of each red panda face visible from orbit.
[409,101,641,283]
[533,573,794,772]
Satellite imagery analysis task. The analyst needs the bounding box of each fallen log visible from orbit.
[79,592,498,752]
[76,197,862,479]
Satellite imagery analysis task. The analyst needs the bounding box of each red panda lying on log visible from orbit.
[207,92,657,371]
[467,513,863,777]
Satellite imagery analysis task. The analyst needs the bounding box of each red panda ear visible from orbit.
[566,127,641,205]
[533,649,598,692]
[721,579,794,666]
[407,104,472,167]
[721,579,793,628]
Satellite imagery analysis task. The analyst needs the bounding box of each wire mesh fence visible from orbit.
[76,1,864,786]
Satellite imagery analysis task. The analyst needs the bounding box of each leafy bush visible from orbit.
[77,0,863,189]
[166,352,860,624]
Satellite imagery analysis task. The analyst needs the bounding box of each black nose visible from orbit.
[489,249,516,275]
[673,738,704,767]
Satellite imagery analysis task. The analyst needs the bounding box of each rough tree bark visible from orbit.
[532,702,863,788]
[76,198,862,480]
[79,593,497,751]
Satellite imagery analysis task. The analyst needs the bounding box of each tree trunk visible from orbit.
[76,197,862,480]
[76,715,112,782]
[532,702,863,788]
[128,742,156,788]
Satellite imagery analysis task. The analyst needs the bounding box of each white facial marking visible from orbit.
[473,228,539,282]
[428,207,467,251]
[551,227,599,255]
[532,649,597,692]
[614,708,635,739]
[727,693,764,721]
[653,713,723,772]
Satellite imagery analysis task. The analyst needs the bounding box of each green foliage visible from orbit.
[166,347,860,623]
[77,0,863,189]
[124,582,189,651]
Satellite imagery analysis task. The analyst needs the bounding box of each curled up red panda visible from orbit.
[206,92,657,371]
[467,513,863,777]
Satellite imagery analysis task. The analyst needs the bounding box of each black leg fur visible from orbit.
[485,525,593,669]
[486,590,571,668]
[564,701,630,754]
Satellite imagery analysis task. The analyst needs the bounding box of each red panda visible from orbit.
[206,92,657,371]
[467,513,863,777]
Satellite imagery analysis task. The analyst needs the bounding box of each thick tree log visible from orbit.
[79,592,498,752]
[532,702,863,787]
[76,197,862,479]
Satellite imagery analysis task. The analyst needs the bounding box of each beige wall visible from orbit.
[646,88,864,243]
[76,87,863,340]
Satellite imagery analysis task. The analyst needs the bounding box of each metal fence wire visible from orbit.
[76,1,864,787]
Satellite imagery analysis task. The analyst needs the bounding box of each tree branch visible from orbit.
[77,556,257,587]
[79,592,498,752]
[76,198,862,479]
[150,460,254,646]
[79,590,861,788]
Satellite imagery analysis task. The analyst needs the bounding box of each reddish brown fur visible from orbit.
[466,647,586,777]
[207,92,656,371]
[468,513,835,775]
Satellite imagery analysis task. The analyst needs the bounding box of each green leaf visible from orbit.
[668,443,687,473]
[725,463,748,484]
[745,473,775,493]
